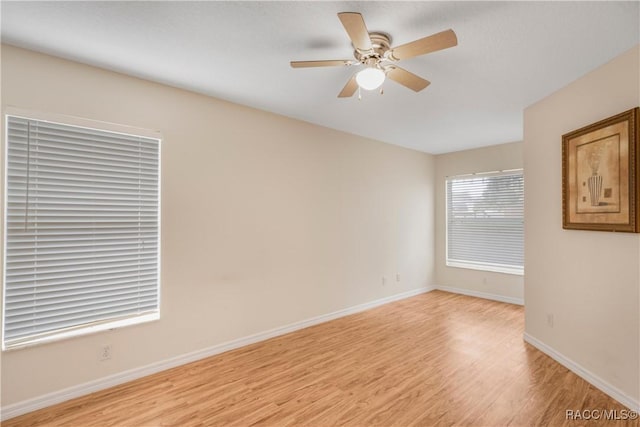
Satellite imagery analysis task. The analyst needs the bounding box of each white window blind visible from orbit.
[3,115,160,349]
[446,170,524,275]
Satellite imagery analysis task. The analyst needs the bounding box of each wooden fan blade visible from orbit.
[290,60,354,68]
[386,66,431,92]
[388,29,457,61]
[338,12,373,52]
[338,75,358,98]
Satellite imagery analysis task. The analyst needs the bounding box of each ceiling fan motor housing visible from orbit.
[354,32,392,64]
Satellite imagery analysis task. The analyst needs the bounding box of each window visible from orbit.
[3,113,160,350]
[446,170,524,275]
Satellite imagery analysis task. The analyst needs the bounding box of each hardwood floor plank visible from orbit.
[3,291,635,426]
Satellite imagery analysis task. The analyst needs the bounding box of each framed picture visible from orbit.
[562,107,639,232]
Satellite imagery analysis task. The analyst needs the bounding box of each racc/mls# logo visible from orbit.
[566,409,638,421]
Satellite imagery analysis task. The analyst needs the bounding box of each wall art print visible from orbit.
[562,107,639,232]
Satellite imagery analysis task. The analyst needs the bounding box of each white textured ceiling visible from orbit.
[1,1,639,154]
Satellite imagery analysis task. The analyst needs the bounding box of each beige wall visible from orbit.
[0,45,435,407]
[524,45,639,407]
[434,142,524,303]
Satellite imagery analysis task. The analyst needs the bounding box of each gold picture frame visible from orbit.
[562,107,639,232]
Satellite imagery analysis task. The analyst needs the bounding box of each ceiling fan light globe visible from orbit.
[356,68,385,90]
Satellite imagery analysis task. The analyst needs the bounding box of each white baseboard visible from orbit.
[523,332,639,412]
[1,286,435,421]
[435,284,524,305]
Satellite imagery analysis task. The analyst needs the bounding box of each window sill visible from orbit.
[446,261,524,276]
[2,312,160,351]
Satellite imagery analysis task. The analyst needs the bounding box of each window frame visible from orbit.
[445,169,524,276]
[2,108,162,350]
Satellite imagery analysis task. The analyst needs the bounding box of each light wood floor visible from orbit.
[4,290,636,426]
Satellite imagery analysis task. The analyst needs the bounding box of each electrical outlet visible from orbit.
[99,344,112,361]
[547,314,554,328]
[396,273,400,282]
[382,276,387,286]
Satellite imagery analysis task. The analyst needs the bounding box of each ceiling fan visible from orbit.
[290,12,458,98]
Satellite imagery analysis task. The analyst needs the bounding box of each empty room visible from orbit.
[0,1,639,426]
